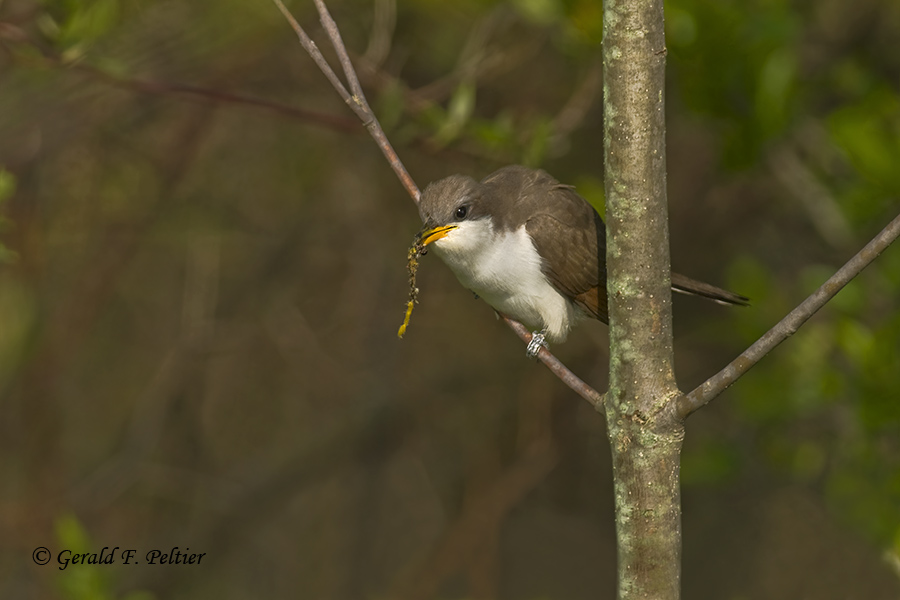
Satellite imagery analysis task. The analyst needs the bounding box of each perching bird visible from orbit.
[416,165,748,354]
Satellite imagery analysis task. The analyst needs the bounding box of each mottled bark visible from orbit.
[603,0,684,597]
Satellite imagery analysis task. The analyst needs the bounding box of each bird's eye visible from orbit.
[455,205,468,220]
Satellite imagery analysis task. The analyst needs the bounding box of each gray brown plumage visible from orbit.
[417,165,748,341]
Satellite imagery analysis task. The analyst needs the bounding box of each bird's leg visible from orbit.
[526,330,549,358]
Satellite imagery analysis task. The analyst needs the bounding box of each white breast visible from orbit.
[432,219,580,342]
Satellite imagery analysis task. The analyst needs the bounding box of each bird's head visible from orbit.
[416,175,493,258]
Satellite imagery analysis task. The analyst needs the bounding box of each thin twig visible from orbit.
[274,0,605,405]
[314,0,367,102]
[679,210,900,418]
[501,315,604,408]
[768,144,853,249]
[273,0,355,111]
[0,14,360,133]
[551,57,602,141]
[363,0,396,67]
[81,65,360,132]
[273,0,419,202]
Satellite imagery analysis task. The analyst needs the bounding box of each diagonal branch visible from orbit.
[501,315,604,408]
[273,0,419,202]
[679,210,900,418]
[272,0,354,112]
[314,0,367,102]
[0,13,360,132]
[82,66,360,132]
[273,0,605,407]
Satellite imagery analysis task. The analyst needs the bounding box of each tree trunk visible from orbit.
[606,403,683,598]
[602,0,684,597]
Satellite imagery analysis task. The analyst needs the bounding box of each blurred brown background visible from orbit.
[1,0,899,598]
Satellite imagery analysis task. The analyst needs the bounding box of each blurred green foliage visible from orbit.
[721,253,900,545]
[1,0,899,596]
[55,515,153,600]
[664,0,900,560]
[0,169,16,263]
[39,0,120,62]
[55,514,112,600]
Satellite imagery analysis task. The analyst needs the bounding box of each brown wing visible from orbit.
[479,166,746,323]
[517,170,609,323]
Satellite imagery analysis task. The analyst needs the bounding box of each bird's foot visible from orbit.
[526,331,549,358]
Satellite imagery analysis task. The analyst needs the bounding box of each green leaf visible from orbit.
[828,89,900,194]
[512,0,563,25]
[755,48,796,138]
[573,175,605,217]
[0,169,15,203]
[54,514,117,600]
[521,117,553,167]
[433,81,476,146]
[47,0,120,53]
[55,514,92,553]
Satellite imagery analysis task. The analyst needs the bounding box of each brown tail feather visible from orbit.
[671,272,750,307]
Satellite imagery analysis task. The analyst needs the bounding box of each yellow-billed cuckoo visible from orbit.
[416,165,748,356]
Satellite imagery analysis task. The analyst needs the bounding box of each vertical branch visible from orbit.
[603,4,674,389]
[603,0,683,597]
